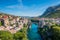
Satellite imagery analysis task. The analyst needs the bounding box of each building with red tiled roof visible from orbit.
[3,15,8,19]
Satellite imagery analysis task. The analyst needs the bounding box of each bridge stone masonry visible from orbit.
[30,18,60,28]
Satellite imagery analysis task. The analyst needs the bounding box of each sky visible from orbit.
[0,0,60,17]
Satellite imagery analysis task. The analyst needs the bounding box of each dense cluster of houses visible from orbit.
[0,15,28,34]
[38,18,60,40]
[39,18,60,28]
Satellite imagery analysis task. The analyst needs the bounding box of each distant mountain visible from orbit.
[40,4,60,18]
[0,12,20,17]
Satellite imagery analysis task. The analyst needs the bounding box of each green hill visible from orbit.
[40,4,60,18]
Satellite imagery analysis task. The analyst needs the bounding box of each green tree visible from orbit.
[0,21,2,26]
[52,27,60,40]
[14,31,28,40]
[0,31,13,40]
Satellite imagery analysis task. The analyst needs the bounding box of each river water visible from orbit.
[27,23,42,40]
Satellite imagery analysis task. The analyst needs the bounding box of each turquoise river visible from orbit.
[27,23,42,40]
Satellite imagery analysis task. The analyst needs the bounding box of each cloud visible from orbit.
[17,0,23,8]
[5,0,37,12]
[5,0,24,9]
[6,5,17,8]
[18,0,23,3]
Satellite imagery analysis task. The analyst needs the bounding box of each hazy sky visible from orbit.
[0,0,60,17]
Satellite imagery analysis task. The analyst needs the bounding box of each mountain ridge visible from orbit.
[39,4,60,18]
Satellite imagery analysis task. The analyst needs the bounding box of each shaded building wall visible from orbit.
[0,19,4,26]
